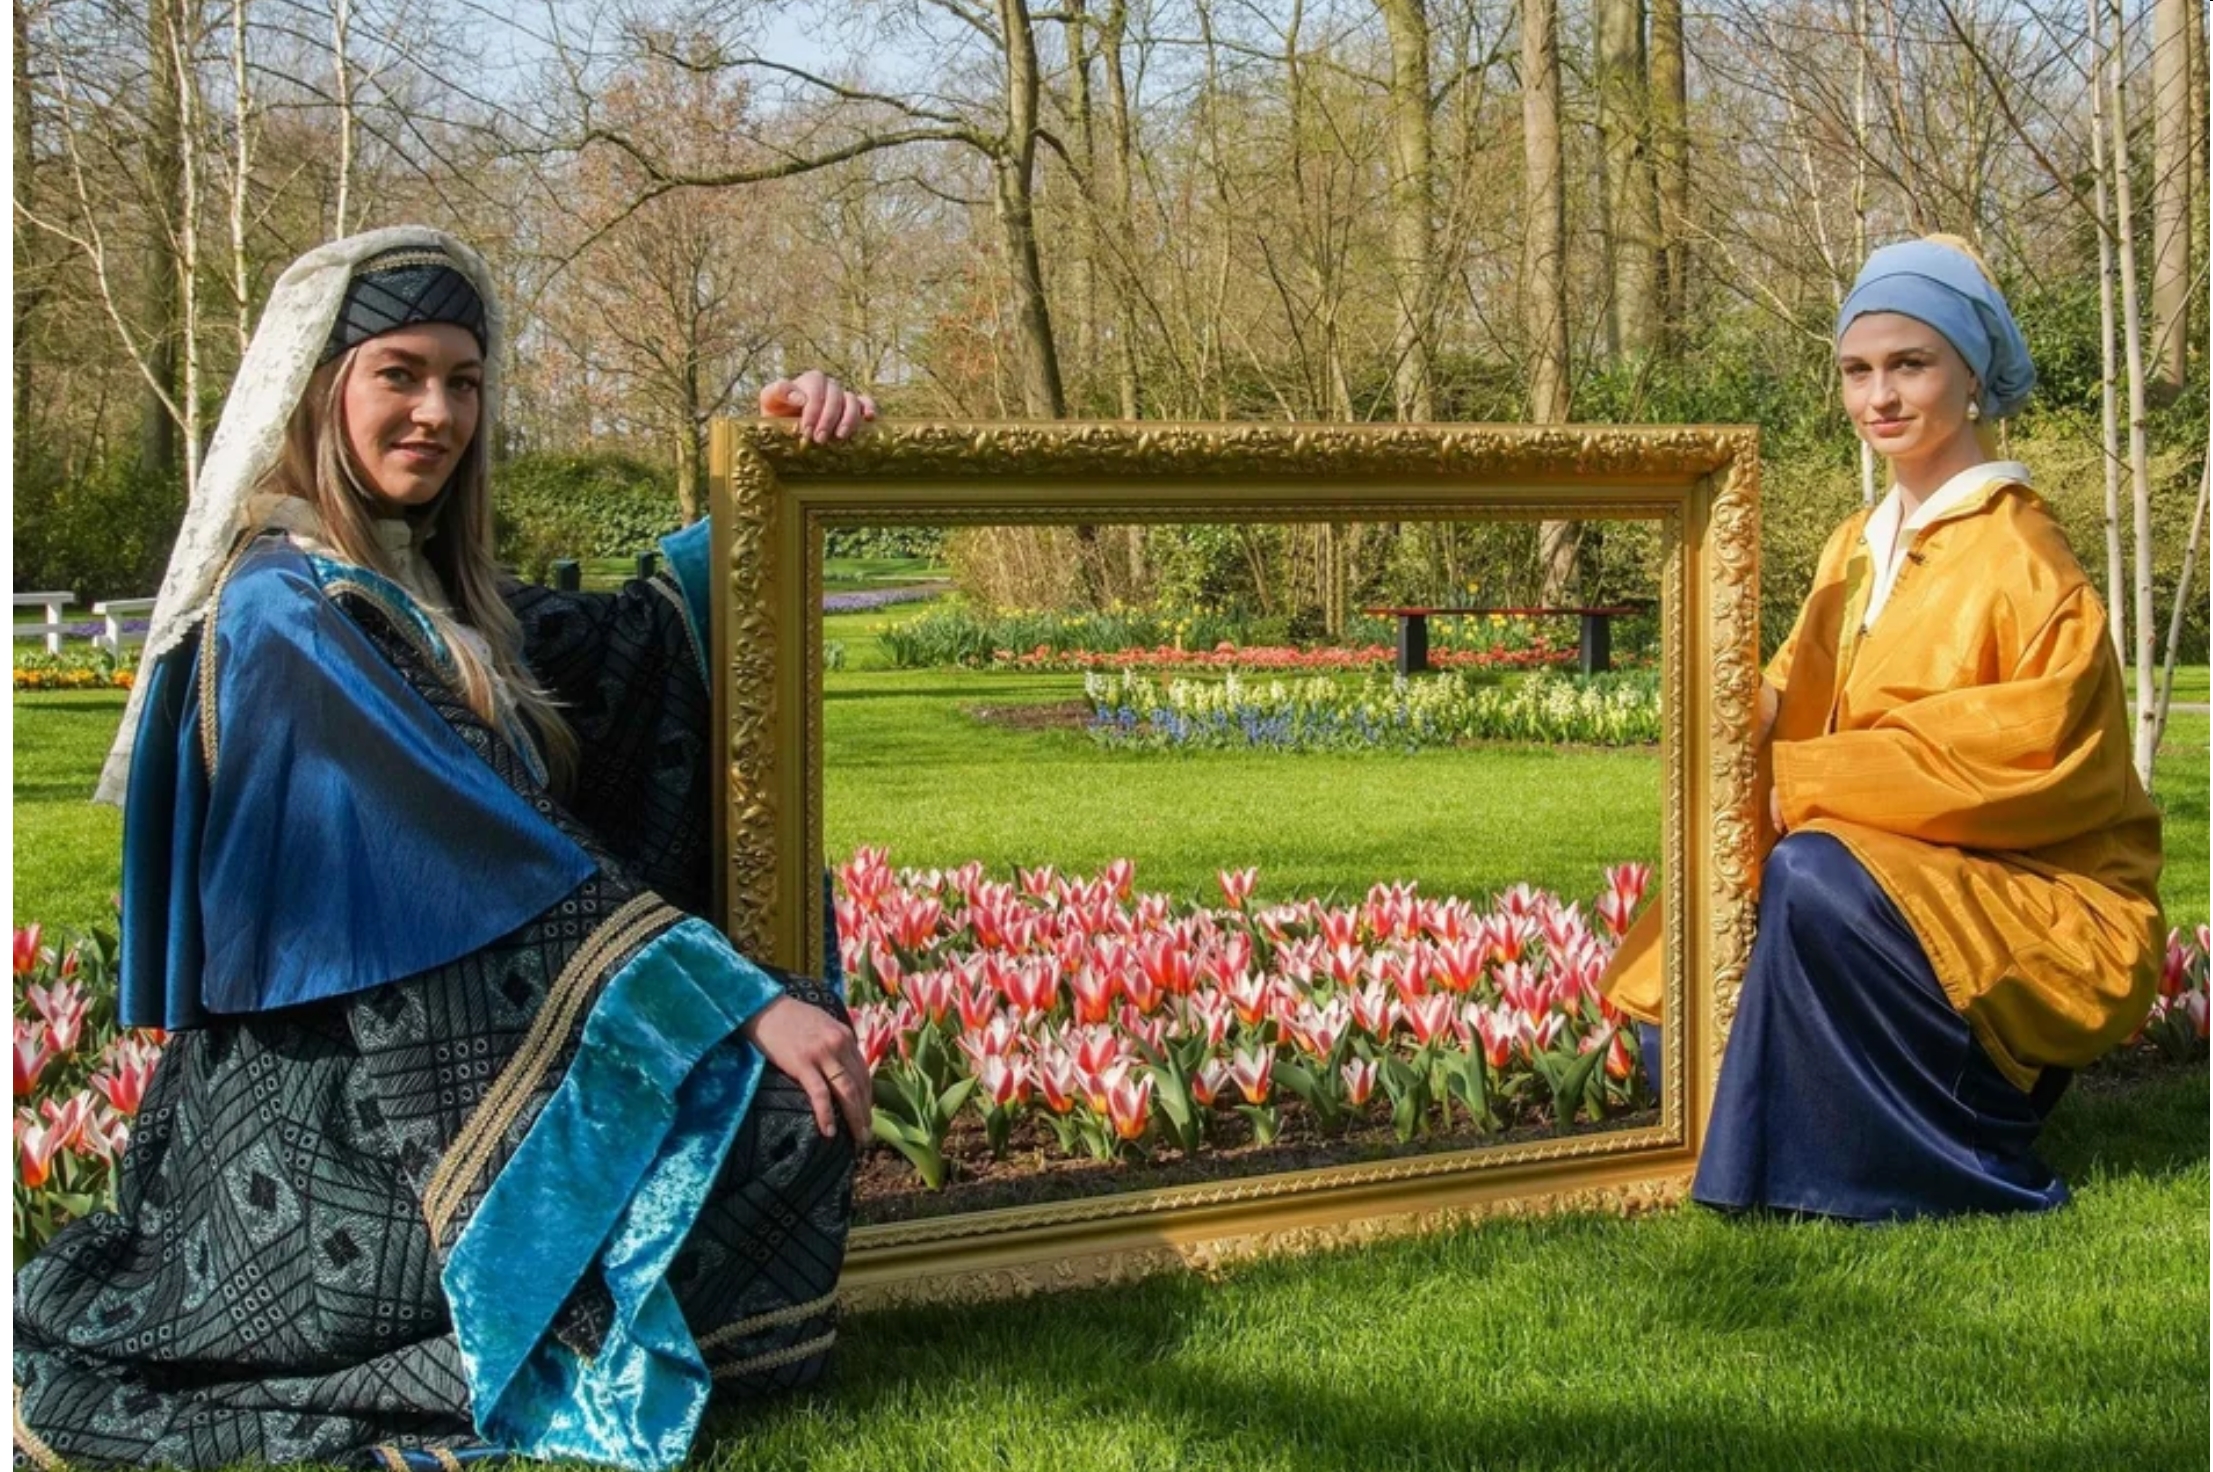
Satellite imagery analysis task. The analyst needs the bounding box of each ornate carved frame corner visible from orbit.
[708,420,1762,1307]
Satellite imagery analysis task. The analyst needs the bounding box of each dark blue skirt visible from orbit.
[1691,832,2072,1221]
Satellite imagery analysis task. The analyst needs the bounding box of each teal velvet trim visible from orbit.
[441,918,785,1470]
[657,519,712,680]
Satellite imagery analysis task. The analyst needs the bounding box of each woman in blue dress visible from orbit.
[15,227,876,1470]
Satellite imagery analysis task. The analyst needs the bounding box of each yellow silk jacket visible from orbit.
[1606,475,2163,1092]
[1765,476,2162,1090]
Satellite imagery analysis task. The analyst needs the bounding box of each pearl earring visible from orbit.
[1967,401,1982,422]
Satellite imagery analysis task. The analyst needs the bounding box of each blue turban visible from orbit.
[1835,240,2036,420]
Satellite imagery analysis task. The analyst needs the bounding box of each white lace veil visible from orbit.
[94,225,505,806]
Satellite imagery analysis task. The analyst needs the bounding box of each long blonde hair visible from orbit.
[264,349,581,790]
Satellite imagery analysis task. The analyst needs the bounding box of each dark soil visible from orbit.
[964,699,1096,732]
[851,1047,2209,1225]
[853,1099,1659,1226]
[2067,1042,2208,1095]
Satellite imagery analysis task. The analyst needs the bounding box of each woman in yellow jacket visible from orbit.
[1694,235,2163,1219]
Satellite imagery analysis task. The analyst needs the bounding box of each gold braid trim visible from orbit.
[694,1288,839,1354]
[195,536,263,778]
[13,1385,65,1472]
[709,1329,837,1382]
[320,577,453,680]
[372,1447,409,1472]
[422,894,675,1242]
[647,575,708,686]
[428,1446,464,1472]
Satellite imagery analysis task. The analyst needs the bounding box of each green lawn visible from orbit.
[13,645,2210,1471]
[572,556,948,595]
[697,1069,2205,1471]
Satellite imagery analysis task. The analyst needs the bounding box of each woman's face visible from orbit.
[1836,313,1980,479]
[340,324,483,509]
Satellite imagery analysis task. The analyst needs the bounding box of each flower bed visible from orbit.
[1083,669,1662,751]
[838,850,1660,1209]
[13,926,167,1259]
[14,652,136,691]
[995,642,1574,674]
[880,603,1589,672]
[823,584,949,614]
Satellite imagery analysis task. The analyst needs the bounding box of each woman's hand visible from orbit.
[741,995,873,1142]
[759,370,876,443]
[1769,785,1788,837]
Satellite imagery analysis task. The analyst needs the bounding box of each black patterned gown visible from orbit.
[14,524,852,1471]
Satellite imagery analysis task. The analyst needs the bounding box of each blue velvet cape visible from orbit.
[22,521,852,1472]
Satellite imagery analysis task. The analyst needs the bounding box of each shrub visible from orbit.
[12,451,184,602]
[492,452,682,583]
[825,526,948,560]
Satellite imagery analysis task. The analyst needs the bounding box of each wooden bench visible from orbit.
[12,592,77,656]
[1360,605,1645,677]
[92,597,157,656]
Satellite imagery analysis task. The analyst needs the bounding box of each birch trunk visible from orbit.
[2148,0,2192,395]
[2089,0,2127,664]
[170,0,204,496]
[14,0,36,469]
[2108,0,2159,779]
[333,0,353,236]
[142,0,182,483]
[229,0,251,352]
[1856,0,1877,506]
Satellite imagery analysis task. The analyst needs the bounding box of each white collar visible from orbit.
[1867,460,2033,552]
[1859,460,2031,630]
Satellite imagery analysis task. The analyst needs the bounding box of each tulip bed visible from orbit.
[12,925,166,1261]
[1082,669,1663,751]
[994,642,1575,675]
[839,846,1663,1211]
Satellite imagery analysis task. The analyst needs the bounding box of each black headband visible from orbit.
[321,248,488,364]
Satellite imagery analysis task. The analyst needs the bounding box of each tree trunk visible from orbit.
[1523,0,1575,597]
[333,0,354,235]
[141,0,182,485]
[1595,0,1660,360]
[994,0,1066,419]
[171,0,204,496]
[1378,0,1436,421]
[1649,0,1689,348]
[2108,0,2158,779]
[1853,0,1878,505]
[15,0,36,472]
[229,0,251,353]
[2089,0,2127,664]
[2191,0,2208,264]
[1063,1,1099,386]
[1098,0,1141,417]
[2149,0,2192,396]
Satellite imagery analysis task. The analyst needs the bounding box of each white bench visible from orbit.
[92,598,156,656]
[12,592,77,655]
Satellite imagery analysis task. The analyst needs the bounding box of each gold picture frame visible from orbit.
[708,420,1762,1308]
